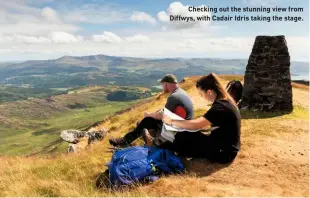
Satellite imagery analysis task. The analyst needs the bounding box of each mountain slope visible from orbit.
[0,85,154,155]
[0,75,308,196]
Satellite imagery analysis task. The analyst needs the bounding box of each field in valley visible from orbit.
[0,85,154,155]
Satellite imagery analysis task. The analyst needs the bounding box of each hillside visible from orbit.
[0,86,68,103]
[0,85,155,156]
[0,75,308,196]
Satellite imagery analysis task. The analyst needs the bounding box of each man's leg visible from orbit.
[109,117,163,146]
[124,117,162,143]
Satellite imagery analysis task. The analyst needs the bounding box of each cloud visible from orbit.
[92,32,150,43]
[285,36,309,61]
[0,23,79,36]
[0,32,83,44]
[0,49,12,54]
[0,2,79,36]
[92,32,123,43]
[178,39,198,49]
[0,35,49,44]
[125,35,150,43]
[2,32,307,61]
[48,32,83,44]
[157,2,212,29]
[62,3,130,24]
[243,0,278,6]
[14,35,52,44]
[41,7,59,22]
[0,35,308,61]
[0,1,40,15]
[130,11,156,25]
[0,31,150,45]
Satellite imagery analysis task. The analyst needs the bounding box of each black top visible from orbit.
[203,99,241,152]
[165,88,194,120]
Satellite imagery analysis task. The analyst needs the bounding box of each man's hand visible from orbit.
[162,114,173,125]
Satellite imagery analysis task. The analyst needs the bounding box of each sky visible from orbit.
[0,0,309,62]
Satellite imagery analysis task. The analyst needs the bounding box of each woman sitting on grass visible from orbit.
[155,73,241,163]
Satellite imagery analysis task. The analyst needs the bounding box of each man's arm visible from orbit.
[144,94,178,120]
[165,95,177,113]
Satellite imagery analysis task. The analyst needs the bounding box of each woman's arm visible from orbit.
[162,115,211,131]
[144,109,163,120]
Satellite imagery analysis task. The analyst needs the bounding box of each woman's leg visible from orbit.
[160,132,238,163]
[159,132,207,156]
[160,132,216,158]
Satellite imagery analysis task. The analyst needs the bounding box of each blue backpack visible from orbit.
[106,146,184,186]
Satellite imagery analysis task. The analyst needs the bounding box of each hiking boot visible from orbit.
[109,137,130,147]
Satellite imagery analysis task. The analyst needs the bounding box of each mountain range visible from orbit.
[0,54,308,89]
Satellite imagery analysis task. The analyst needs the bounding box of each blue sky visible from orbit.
[0,0,308,61]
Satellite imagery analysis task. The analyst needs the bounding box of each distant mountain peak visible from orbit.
[57,54,116,62]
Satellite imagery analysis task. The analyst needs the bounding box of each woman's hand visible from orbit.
[163,116,212,131]
[162,114,173,125]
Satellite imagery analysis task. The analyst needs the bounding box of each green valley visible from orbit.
[0,85,156,156]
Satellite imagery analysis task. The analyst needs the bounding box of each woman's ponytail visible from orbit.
[196,73,237,107]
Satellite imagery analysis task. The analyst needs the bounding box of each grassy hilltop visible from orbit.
[0,75,308,196]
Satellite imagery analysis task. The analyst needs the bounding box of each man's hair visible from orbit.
[160,74,178,84]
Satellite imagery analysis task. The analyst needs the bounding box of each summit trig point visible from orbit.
[239,35,293,112]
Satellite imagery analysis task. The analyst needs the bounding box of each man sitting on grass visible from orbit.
[109,74,194,147]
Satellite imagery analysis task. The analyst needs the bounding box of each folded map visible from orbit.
[161,108,218,142]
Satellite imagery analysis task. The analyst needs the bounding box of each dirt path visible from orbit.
[293,88,309,108]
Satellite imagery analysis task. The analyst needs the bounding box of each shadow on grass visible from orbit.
[95,170,111,189]
[32,127,60,136]
[181,157,232,177]
[94,169,155,192]
[240,109,292,119]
